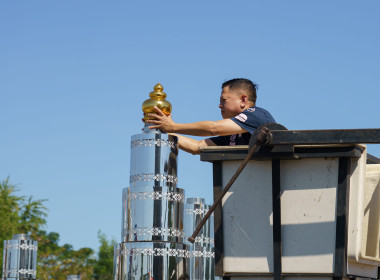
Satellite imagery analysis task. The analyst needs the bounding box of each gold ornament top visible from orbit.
[142,83,172,122]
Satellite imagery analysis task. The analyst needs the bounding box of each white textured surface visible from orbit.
[361,164,380,262]
[230,276,332,280]
[280,158,338,273]
[222,160,273,273]
[222,158,339,273]
[346,146,380,278]
[220,148,380,277]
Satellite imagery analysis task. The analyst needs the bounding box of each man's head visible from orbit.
[219,78,258,119]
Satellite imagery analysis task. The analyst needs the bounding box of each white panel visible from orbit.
[346,148,367,266]
[281,158,338,273]
[361,164,380,262]
[230,277,332,280]
[222,160,273,273]
[220,147,379,278]
[230,277,271,280]
[347,147,380,277]
[230,276,273,280]
[222,158,339,274]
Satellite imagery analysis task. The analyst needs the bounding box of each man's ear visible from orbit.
[240,94,248,108]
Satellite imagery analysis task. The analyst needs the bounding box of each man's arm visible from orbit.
[172,134,216,155]
[147,106,247,136]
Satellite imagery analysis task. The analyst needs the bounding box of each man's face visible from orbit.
[219,86,244,119]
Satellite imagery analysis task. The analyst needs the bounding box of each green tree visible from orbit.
[0,178,23,275]
[0,177,22,239]
[19,196,48,234]
[93,231,116,280]
[0,178,49,276]
[0,178,116,280]
[35,230,96,280]
[34,230,62,280]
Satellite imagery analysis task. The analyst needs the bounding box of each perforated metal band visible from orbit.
[3,269,37,276]
[190,250,215,258]
[120,247,214,258]
[129,191,185,202]
[127,227,185,238]
[185,235,214,244]
[122,247,189,258]
[131,139,175,149]
[185,208,211,215]
[3,243,38,251]
[130,174,178,184]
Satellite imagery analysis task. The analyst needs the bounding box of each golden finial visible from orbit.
[142,83,172,122]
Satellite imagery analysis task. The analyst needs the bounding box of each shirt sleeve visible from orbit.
[230,107,275,134]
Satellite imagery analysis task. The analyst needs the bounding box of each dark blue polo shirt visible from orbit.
[209,106,275,146]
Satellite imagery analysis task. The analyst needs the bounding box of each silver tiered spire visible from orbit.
[2,234,38,280]
[114,84,189,279]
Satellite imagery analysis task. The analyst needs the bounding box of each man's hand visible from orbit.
[146,106,176,133]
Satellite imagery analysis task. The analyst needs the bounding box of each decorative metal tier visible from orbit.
[122,186,186,243]
[184,198,216,280]
[2,234,38,280]
[115,242,189,280]
[129,133,178,189]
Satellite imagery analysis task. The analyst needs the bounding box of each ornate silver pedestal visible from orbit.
[115,130,189,280]
[2,234,38,280]
[66,276,81,280]
[184,198,216,280]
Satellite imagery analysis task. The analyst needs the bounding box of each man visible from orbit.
[146,78,275,154]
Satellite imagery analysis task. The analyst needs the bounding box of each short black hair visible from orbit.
[222,78,257,104]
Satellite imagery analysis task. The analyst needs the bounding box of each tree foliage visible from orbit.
[0,177,22,241]
[0,178,24,275]
[34,231,96,280]
[93,231,116,280]
[0,178,115,280]
[19,196,48,234]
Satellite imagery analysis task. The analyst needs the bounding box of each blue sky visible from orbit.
[1,1,379,251]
